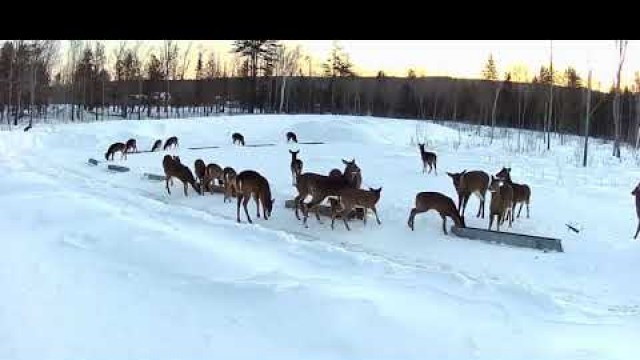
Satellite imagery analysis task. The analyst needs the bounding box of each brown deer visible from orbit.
[407,192,465,234]
[162,155,201,196]
[633,183,640,239]
[235,170,274,224]
[232,132,245,146]
[124,138,138,154]
[418,143,437,175]
[447,170,490,219]
[495,167,531,219]
[151,139,163,152]
[222,166,237,203]
[194,159,207,194]
[286,131,298,143]
[329,187,382,231]
[204,163,224,195]
[293,159,362,227]
[164,136,179,150]
[105,142,127,161]
[289,150,303,186]
[342,159,362,189]
[488,176,514,231]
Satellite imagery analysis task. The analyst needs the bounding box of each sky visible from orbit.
[67,40,640,90]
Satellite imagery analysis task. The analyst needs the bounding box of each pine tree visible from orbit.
[231,40,280,113]
[482,54,498,81]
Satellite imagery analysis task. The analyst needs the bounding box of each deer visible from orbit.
[342,158,362,189]
[488,176,514,231]
[164,136,179,150]
[289,150,303,186]
[162,155,201,197]
[293,158,362,227]
[407,192,465,234]
[204,163,224,195]
[232,132,245,146]
[124,138,138,154]
[235,170,274,224]
[418,143,437,175]
[286,131,298,143]
[151,139,163,152]
[104,142,127,161]
[222,166,237,203]
[447,170,490,219]
[632,183,640,239]
[328,187,382,231]
[194,159,207,194]
[495,167,531,219]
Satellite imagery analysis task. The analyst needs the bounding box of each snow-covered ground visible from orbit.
[1,114,638,359]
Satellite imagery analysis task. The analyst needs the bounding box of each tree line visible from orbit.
[3,40,640,155]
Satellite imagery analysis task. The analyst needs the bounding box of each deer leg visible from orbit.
[341,209,351,231]
[463,194,471,217]
[165,177,171,195]
[236,194,242,223]
[526,201,530,218]
[517,202,524,218]
[433,161,437,175]
[408,209,416,230]
[488,214,494,230]
[635,221,640,239]
[372,206,381,225]
[441,214,448,235]
[183,181,188,197]
[294,194,303,220]
[422,162,426,173]
[243,195,252,224]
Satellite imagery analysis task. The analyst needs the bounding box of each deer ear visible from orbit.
[342,159,348,164]
[507,167,511,172]
[447,172,453,177]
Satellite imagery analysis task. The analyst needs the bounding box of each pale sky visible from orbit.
[65,40,640,90]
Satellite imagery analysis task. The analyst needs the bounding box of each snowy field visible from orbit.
[1,114,639,359]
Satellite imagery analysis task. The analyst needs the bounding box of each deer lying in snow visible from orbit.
[222,166,237,203]
[164,136,179,150]
[418,143,437,175]
[162,155,201,196]
[293,158,362,227]
[151,139,163,152]
[447,170,490,219]
[204,163,224,195]
[286,131,298,143]
[488,176,514,231]
[124,138,137,154]
[632,183,640,239]
[407,192,465,234]
[289,150,303,186]
[105,142,127,161]
[235,170,274,223]
[328,187,382,231]
[194,159,207,194]
[232,132,245,146]
[495,167,531,219]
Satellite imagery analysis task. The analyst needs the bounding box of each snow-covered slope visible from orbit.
[1,115,638,359]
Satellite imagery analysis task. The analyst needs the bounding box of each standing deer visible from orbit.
[194,159,207,194]
[204,163,224,195]
[418,143,437,175]
[162,155,201,196]
[342,158,362,189]
[495,167,531,219]
[235,170,274,224]
[632,183,640,239]
[329,187,382,231]
[232,132,245,146]
[447,170,490,218]
[164,136,179,150]
[407,192,465,234]
[222,166,237,203]
[105,142,127,161]
[286,131,298,143]
[289,150,303,186]
[488,176,514,231]
[151,139,163,152]
[124,138,138,154]
[293,159,362,227]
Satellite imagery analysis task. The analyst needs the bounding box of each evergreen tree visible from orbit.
[482,54,498,81]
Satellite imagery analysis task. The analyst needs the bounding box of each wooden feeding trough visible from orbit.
[143,173,166,181]
[245,143,276,147]
[187,145,221,150]
[450,226,564,253]
[284,199,365,220]
[107,164,130,172]
[88,158,99,166]
[297,141,325,145]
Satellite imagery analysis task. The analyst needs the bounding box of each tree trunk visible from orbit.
[583,70,592,167]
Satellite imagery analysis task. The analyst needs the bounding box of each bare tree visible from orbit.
[612,40,628,158]
[278,45,302,113]
[583,70,592,167]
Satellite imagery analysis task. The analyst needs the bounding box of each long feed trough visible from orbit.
[284,199,364,220]
[450,226,564,252]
